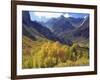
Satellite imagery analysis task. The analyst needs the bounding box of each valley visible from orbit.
[22,11,89,69]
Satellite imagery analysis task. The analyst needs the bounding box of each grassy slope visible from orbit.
[22,36,89,69]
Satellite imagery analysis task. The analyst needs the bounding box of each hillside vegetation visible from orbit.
[22,36,89,69]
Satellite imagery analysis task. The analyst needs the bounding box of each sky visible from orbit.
[29,11,89,22]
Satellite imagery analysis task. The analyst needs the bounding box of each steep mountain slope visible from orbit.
[22,11,73,45]
[43,15,89,40]
[73,16,89,39]
[45,15,75,34]
[68,17,84,28]
[22,11,58,41]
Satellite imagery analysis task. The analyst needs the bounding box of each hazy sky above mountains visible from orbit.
[29,11,89,22]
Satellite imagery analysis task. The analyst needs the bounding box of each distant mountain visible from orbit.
[73,16,89,39]
[46,14,89,40]
[44,16,85,31]
[61,15,89,43]
[45,15,75,33]
[22,11,73,46]
[68,17,84,28]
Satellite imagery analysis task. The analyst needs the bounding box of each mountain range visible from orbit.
[22,11,89,46]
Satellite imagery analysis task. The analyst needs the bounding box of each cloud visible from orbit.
[64,13,70,18]
[33,12,63,18]
[29,11,70,22]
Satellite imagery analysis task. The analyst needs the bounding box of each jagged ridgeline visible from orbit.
[22,11,89,68]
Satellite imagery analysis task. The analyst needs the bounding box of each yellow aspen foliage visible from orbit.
[22,36,89,68]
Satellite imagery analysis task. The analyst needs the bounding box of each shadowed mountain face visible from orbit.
[45,15,75,31]
[68,17,84,28]
[22,11,31,26]
[22,11,89,46]
[45,15,75,36]
[73,16,89,39]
